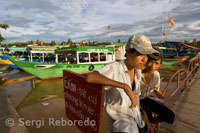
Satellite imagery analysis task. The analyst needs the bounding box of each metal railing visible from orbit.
[162,55,200,98]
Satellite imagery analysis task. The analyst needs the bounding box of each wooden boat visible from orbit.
[9,46,115,79]
[0,58,20,69]
[162,56,189,65]
[0,47,28,69]
[157,41,200,65]
[0,46,57,69]
[158,46,191,65]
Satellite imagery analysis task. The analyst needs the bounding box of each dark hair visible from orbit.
[125,48,136,57]
[148,47,163,63]
[148,56,162,62]
[129,48,136,53]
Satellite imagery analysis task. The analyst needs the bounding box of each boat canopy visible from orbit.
[88,42,126,61]
[158,47,176,50]
[28,46,58,51]
[54,46,115,64]
[55,46,114,53]
[8,47,27,52]
[30,50,55,54]
[90,42,126,46]
[0,47,5,52]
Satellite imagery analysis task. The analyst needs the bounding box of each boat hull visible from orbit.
[0,58,21,69]
[9,57,105,79]
[162,56,189,65]
[162,60,181,65]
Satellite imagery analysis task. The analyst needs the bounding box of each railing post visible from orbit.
[177,72,180,89]
[163,55,200,100]
[193,62,196,76]
[184,71,188,90]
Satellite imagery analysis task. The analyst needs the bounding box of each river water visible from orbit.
[0,63,190,133]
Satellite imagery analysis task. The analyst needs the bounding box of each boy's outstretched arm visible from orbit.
[155,90,165,99]
[86,71,137,108]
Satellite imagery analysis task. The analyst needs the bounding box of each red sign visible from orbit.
[63,70,104,133]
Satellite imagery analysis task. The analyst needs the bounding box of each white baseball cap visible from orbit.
[126,34,159,55]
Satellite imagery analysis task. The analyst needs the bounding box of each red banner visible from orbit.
[40,40,44,46]
[63,70,104,133]
[162,32,166,36]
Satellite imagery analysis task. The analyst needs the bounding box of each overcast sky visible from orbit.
[1,0,200,44]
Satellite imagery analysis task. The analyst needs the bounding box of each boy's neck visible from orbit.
[143,71,154,79]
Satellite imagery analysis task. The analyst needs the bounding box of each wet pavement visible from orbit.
[0,89,28,133]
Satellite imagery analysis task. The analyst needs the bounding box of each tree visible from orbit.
[0,24,9,29]
[0,24,9,44]
[27,40,34,45]
[49,40,56,46]
[60,41,67,45]
[197,41,200,48]
[36,40,40,45]
[67,38,74,46]
[184,40,189,44]
[117,39,121,43]
[192,38,197,47]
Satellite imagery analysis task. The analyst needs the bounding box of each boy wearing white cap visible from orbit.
[86,34,158,133]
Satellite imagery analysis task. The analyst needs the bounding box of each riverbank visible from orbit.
[0,89,29,133]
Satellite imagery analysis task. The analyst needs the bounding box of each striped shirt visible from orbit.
[140,71,160,99]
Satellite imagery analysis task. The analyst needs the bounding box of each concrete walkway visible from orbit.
[162,70,200,133]
[0,89,29,133]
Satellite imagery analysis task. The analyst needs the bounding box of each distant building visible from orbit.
[33,42,37,46]
[80,40,86,46]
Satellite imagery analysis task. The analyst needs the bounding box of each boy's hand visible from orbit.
[124,86,137,108]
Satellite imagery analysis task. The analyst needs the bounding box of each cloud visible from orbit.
[98,0,120,4]
[1,0,200,43]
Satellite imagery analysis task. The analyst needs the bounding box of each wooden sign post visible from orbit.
[63,70,104,133]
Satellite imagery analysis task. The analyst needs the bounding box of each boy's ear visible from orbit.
[160,59,163,65]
